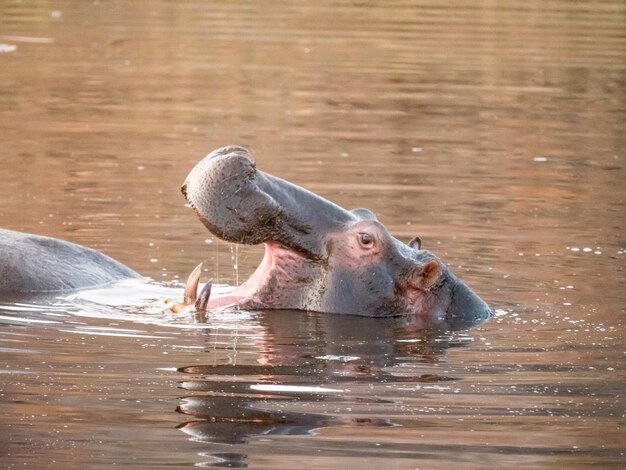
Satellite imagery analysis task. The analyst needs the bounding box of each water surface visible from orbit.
[0,1,624,468]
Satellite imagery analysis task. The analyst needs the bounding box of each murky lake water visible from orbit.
[1,1,624,468]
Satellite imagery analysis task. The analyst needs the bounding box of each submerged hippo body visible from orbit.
[182,146,492,319]
[0,229,140,295]
[0,146,491,320]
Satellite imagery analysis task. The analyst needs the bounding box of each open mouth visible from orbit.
[170,146,346,313]
[167,241,315,314]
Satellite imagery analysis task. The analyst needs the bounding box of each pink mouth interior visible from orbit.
[203,242,309,311]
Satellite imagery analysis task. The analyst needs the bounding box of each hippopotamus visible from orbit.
[0,146,491,320]
[0,228,140,295]
[180,146,491,319]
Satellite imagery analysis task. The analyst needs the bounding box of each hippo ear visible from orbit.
[413,259,442,291]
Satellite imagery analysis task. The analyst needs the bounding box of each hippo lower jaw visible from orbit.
[183,235,490,319]
[189,241,491,319]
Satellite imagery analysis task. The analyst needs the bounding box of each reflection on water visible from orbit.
[175,311,479,449]
[0,296,622,468]
[0,0,624,468]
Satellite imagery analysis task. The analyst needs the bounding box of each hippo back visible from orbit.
[0,229,140,295]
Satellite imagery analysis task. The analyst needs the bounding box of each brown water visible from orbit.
[0,1,624,468]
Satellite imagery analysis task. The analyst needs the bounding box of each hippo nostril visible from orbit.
[408,236,422,250]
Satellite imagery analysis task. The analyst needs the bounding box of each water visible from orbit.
[0,0,624,468]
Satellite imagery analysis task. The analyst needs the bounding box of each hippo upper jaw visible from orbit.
[181,146,356,261]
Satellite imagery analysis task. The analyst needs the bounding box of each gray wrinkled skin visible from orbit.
[0,229,140,295]
[183,146,492,319]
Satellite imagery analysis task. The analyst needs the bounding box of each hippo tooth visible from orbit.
[195,280,212,312]
[183,262,203,305]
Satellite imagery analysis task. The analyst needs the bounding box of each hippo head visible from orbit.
[182,146,492,319]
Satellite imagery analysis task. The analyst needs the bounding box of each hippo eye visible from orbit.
[358,232,375,248]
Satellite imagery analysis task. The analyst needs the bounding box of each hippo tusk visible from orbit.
[195,280,213,311]
[183,262,203,305]
[165,262,205,314]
